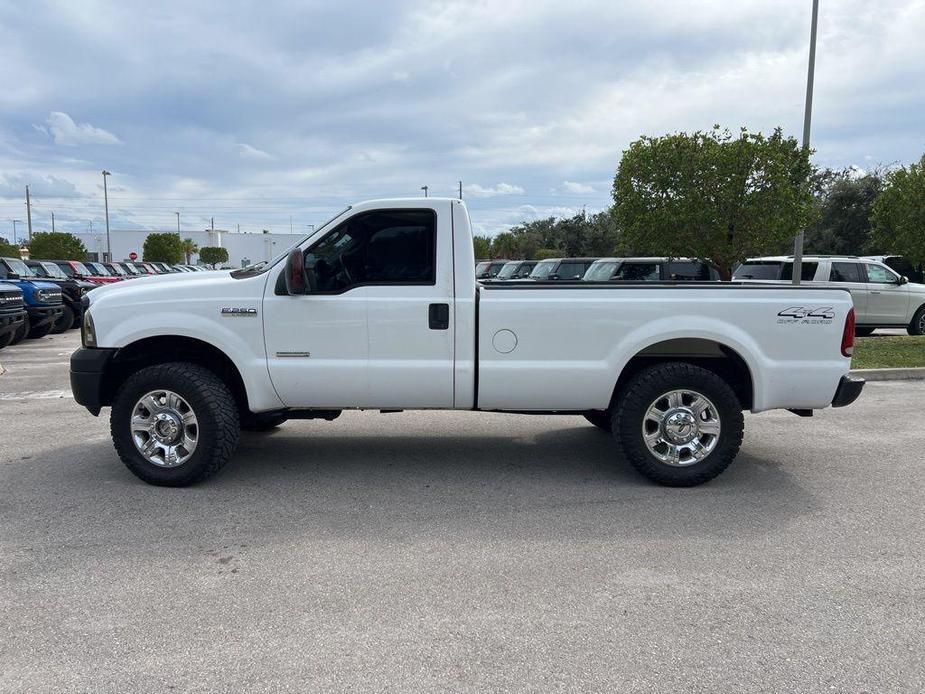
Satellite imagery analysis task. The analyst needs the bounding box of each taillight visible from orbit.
[841,307,855,357]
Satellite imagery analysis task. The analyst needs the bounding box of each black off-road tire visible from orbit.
[854,327,875,337]
[111,362,240,486]
[27,317,52,339]
[10,316,29,345]
[0,329,14,348]
[614,362,744,487]
[583,410,613,432]
[908,305,925,336]
[241,412,289,432]
[50,305,74,334]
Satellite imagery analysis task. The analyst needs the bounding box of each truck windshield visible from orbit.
[41,262,68,279]
[4,258,36,277]
[88,262,111,275]
[530,260,557,279]
[583,261,619,281]
[496,262,520,279]
[72,262,92,276]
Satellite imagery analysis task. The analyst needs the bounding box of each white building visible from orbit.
[72,229,305,267]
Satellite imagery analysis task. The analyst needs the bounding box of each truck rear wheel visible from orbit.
[614,362,744,486]
[111,362,240,486]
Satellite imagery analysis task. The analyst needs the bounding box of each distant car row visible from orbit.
[0,257,212,349]
[476,257,721,282]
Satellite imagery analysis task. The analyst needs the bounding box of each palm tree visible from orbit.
[181,238,198,264]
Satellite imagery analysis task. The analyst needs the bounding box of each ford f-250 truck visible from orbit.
[70,198,864,487]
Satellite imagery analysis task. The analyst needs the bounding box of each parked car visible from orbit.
[85,261,125,282]
[149,262,177,273]
[49,260,121,284]
[494,260,538,280]
[528,257,600,281]
[71,198,862,488]
[0,259,65,341]
[583,258,722,282]
[733,255,925,335]
[475,259,510,279]
[102,262,130,278]
[0,284,27,348]
[863,255,924,284]
[24,259,95,331]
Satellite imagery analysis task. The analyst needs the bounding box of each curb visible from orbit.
[850,367,925,382]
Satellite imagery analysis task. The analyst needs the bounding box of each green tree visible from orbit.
[534,248,560,260]
[199,246,229,268]
[143,233,185,264]
[490,231,519,259]
[871,155,925,265]
[27,231,87,260]
[613,126,815,277]
[180,237,199,264]
[0,236,21,257]
[472,235,491,259]
[804,169,883,256]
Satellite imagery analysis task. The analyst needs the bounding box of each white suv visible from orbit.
[733,256,925,336]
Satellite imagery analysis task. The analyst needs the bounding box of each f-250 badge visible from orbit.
[221,307,258,316]
[777,306,834,324]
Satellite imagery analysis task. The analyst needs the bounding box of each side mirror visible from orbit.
[549,273,560,280]
[285,249,307,295]
[900,275,909,285]
[7,272,20,280]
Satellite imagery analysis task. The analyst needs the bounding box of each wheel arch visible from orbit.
[609,337,755,411]
[100,336,251,415]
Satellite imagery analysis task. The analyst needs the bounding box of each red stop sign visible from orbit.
[129,252,138,260]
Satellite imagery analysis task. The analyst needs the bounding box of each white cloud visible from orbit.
[236,143,274,160]
[463,182,525,198]
[0,173,81,198]
[562,181,595,194]
[37,111,122,146]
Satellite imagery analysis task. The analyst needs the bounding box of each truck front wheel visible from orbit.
[613,362,744,486]
[110,362,240,486]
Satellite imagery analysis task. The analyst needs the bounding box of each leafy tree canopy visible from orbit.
[181,237,199,264]
[613,126,815,276]
[472,235,491,259]
[804,169,883,256]
[143,232,185,264]
[871,155,925,266]
[27,231,87,260]
[199,246,229,268]
[0,236,21,257]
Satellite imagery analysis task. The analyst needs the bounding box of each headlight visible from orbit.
[35,289,61,302]
[81,310,97,348]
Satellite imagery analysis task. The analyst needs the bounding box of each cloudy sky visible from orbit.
[0,0,923,239]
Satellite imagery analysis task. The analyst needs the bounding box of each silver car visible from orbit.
[733,255,925,335]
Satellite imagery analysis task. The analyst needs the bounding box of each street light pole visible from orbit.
[102,170,112,262]
[792,0,819,286]
[175,212,181,235]
[25,185,33,241]
[12,219,22,243]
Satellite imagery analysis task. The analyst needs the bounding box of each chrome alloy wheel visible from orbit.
[131,390,199,467]
[642,389,721,466]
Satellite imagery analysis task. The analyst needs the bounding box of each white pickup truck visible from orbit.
[71,198,864,487]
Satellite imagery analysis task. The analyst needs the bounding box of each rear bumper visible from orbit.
[26,305,64,327]
[831,374,865,408]
[70,347,118,416]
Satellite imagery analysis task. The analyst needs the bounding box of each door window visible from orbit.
[555,262,586,279]
[865,264,899,284]
[780,262,819,281]
[306,210,436,292]
[613,263,659,281]
[829,262,862,283]
[667,261,709,281]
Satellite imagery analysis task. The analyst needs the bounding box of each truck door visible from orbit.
[365,205,456,408]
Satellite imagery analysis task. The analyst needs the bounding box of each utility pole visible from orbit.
[101,170,112,262]
[289,215,293,233]
[421,185,428,198]
[25,186,33,241]
[792,0,819,286]
[89,220,93,234]
[211,217,214,231]
[175,212,181,235]
[51,211,55,232]
[12,219,22,243]
[458,181,463,200]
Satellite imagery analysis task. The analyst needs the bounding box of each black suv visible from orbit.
[25,260,94,330]
[529,257,600,281]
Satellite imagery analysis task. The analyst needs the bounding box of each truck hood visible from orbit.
[86,269,235,310]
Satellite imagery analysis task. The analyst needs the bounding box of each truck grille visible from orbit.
[0,293,24,310]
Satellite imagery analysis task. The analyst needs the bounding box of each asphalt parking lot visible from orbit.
[1,331,923,692]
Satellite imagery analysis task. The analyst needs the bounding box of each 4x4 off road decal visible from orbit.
[777,306,835,325]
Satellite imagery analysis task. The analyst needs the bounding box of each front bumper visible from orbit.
[0,308,26,338]
[831,374,865,408]
[26,305,65,328]
[70,347,118,416]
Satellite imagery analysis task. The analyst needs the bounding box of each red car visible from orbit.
[49,260,122,284]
